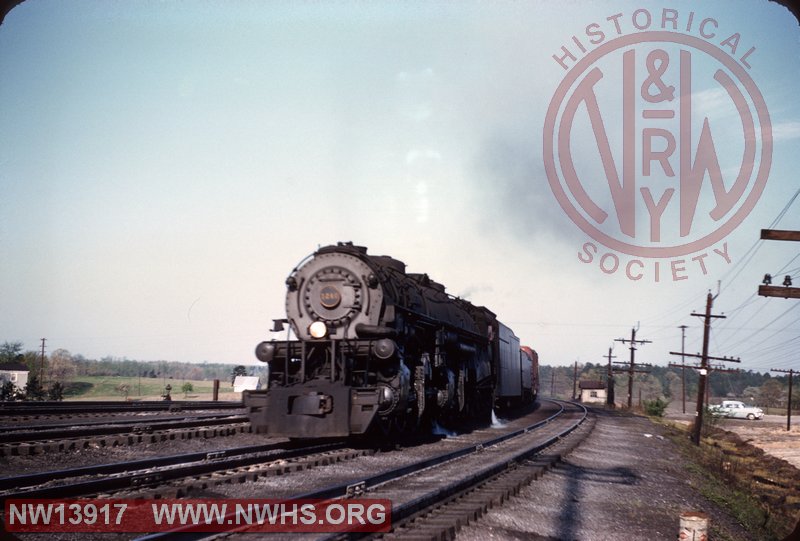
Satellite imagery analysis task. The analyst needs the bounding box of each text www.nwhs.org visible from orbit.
[4,498,392,532]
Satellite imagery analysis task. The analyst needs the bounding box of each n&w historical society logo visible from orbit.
[544,8,772,281]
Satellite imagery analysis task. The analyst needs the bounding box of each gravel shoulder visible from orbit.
[457,408,762,541]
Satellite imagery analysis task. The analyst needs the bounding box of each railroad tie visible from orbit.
[17,443,37,455]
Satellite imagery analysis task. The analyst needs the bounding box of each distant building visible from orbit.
[233,376,260,392]
[0,362,29,391]
[579,380,606,404]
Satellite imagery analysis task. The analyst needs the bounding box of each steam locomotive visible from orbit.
[243,242,538,438]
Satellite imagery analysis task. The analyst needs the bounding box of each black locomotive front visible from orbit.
[243,242,497,438]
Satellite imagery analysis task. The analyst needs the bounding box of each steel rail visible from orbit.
[0,414,249,444]
[0,401,243,415]
[0,440,345,501]
[373,401,588,538]
[133,400,586,541]
[0,412,244,432]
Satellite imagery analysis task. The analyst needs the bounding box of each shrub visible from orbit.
[1,380,17,401]
[47,381,64,401]
[25,376,46,401]
[644,397,668,417]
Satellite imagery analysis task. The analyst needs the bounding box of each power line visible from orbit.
[637,188,800,349]
[744,228,800,377]
[733,303,800,355]
[722,293,760,316]
[773,252,800,276]
[722,301,798,353]
[770,187,800,226]
[720,186,800,293]
[639,288,708,327]
[720,299,770,338]
[746,337,800,369]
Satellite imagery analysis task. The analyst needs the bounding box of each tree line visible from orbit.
[0,341,257,401]
[540,362,799,410]
[3,340,794,408]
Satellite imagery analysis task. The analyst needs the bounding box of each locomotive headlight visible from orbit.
[309,321,328,339]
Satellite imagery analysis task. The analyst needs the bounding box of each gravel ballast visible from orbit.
[457,408,762,541]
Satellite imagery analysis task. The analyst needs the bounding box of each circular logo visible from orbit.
[544,32,772,258]
[319,285,342,309]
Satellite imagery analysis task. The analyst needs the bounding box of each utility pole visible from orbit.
[39,338,46,386]
[550,370,555,397]
[604,347,616,408]
[614,326,652,408]
[757,229,798,431]
[693,292,718,446]
[771,368,796,432]
[679,325,688,414]
[572,360,579,400]
[758,229,800,299]
[669,289,740,446]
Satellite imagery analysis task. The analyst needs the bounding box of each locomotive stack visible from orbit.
[244,242,539,438]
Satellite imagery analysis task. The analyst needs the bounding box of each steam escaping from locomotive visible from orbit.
[243,242,539,438]
[491,410,506,428]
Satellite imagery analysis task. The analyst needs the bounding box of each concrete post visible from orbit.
[679,512,708,541]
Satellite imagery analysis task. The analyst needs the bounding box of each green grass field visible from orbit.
[61,376,240,401]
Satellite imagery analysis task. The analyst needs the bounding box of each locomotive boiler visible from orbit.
[243,242,538,438]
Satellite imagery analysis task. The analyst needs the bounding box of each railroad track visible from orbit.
[129,399,590,541]
[375,401,591,541]
[0,413,252,456]
[0,400,243,418]
[0,440,373,503]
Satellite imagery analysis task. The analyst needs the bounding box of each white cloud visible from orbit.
[408,105,432,122]
[690,87,732,118]
[396,67,435,82]
[396,67,437,122]
[406,149,442,165]
[772,121,800,141]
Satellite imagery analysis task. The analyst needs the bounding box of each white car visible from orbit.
[709,400,764,420]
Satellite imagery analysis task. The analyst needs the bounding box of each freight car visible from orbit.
[243,242,538,438]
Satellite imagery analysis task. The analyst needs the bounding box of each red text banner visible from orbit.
[4,498,392,533]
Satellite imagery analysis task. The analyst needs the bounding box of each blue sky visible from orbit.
[1,1,798,372]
